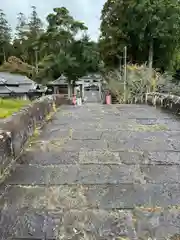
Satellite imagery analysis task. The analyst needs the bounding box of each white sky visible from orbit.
[1,0,106,41]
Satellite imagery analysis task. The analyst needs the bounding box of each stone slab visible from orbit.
[61,140,108,151]
[0,208,60,239]
[1,208,135,239]
[72,130,103,140]
[133,208,180,239]
[119,151,145,164]
[6,164,143,185]
[141,165,180,183]
[79,150,121,164]
[6,165,78,185]
[102,130,171,141]
[38,129,71,141]
[108,138,174,151]
[147,151,180,165]
[22,149,180,166]
[80,149,180,166]
[18,150,79,165]
[2,184,180,210]
[2,208,180,240]
[79,150,167,165]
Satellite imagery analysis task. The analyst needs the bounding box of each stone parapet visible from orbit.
[0,94,69,182]
[146,92,180,114]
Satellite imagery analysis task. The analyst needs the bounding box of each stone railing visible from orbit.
[0,94,69,182]
[146,92,180,114]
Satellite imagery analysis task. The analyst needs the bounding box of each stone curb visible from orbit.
[0,94,69,183]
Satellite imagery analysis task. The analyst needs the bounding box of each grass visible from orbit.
[0,98,30,119]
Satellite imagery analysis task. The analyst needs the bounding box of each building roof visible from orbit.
[0,72,40,94]
[53,75,68,85]
[0,86,11,94]
[0,85,37,94]
[0,72,35,85]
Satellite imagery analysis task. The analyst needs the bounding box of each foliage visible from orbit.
[13,6,43,67]
[0,56,35,78]
[157,71,180,95]
[0,98,30,118]
[0,6,100,84]
[100,0,180,70]
[35,8,100,82]
[0,9,12,64]
[106,64,161,103]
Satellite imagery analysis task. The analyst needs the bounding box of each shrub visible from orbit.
[105,64,179,103]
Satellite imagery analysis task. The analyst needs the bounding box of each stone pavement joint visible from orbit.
[1,103,180,239]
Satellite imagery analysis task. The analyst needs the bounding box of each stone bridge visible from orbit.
[1,94,180,239]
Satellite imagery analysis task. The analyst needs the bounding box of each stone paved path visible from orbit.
[1,103,180,239]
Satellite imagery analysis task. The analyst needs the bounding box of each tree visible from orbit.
[14,6,43,67]
[0,6,101,89]
[0,9,12,63]
[28,6,43,37]
[36,7,89,97]
[99,0,180,71]
[13,12,29,61]
[27,6,43,68]
[15,12,27,40]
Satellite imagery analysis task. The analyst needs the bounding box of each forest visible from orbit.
[1,0,180,85]
[99,0,180,73]
[0,6,101,83]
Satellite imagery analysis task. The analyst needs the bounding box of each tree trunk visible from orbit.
[3,47,6,62]
[68,80,71,99]
[148,39,153,93]
[35,50,38,74]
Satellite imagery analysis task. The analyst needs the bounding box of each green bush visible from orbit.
[105,64,153,103]
[105,64,177,103]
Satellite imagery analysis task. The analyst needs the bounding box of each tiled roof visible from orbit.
[0,72,35,85]
[0,85,35,94]
[0,86,11,94]
[53,75,68,85]
[0,72,38,94]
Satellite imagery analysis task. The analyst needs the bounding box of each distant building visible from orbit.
[79,74,102,91]
[0,72,44,100]
[46,75,68,95]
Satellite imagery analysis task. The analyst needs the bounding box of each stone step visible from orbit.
[19,148,180,166]
[2,207,180,240]
[0,208,136,240]
[1,184,180,210]
[25,137,175,152]
[6,164,139,185]
[6,164,180,186]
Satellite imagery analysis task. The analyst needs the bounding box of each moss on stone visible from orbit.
[135,124,168,131]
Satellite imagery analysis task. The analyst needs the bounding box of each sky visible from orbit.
[1,0,106,41]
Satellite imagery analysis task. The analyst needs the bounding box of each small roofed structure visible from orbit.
[46,75,83,99]
[46,75,68,95]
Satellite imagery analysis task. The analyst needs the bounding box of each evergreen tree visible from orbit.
[99,0,180,70]
[28,6,43,37]
[15,12,28,40]
[0,9,11,63]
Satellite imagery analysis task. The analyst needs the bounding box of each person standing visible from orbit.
[76,89,82,105]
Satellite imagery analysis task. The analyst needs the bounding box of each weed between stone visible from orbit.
[135,124,168,131]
